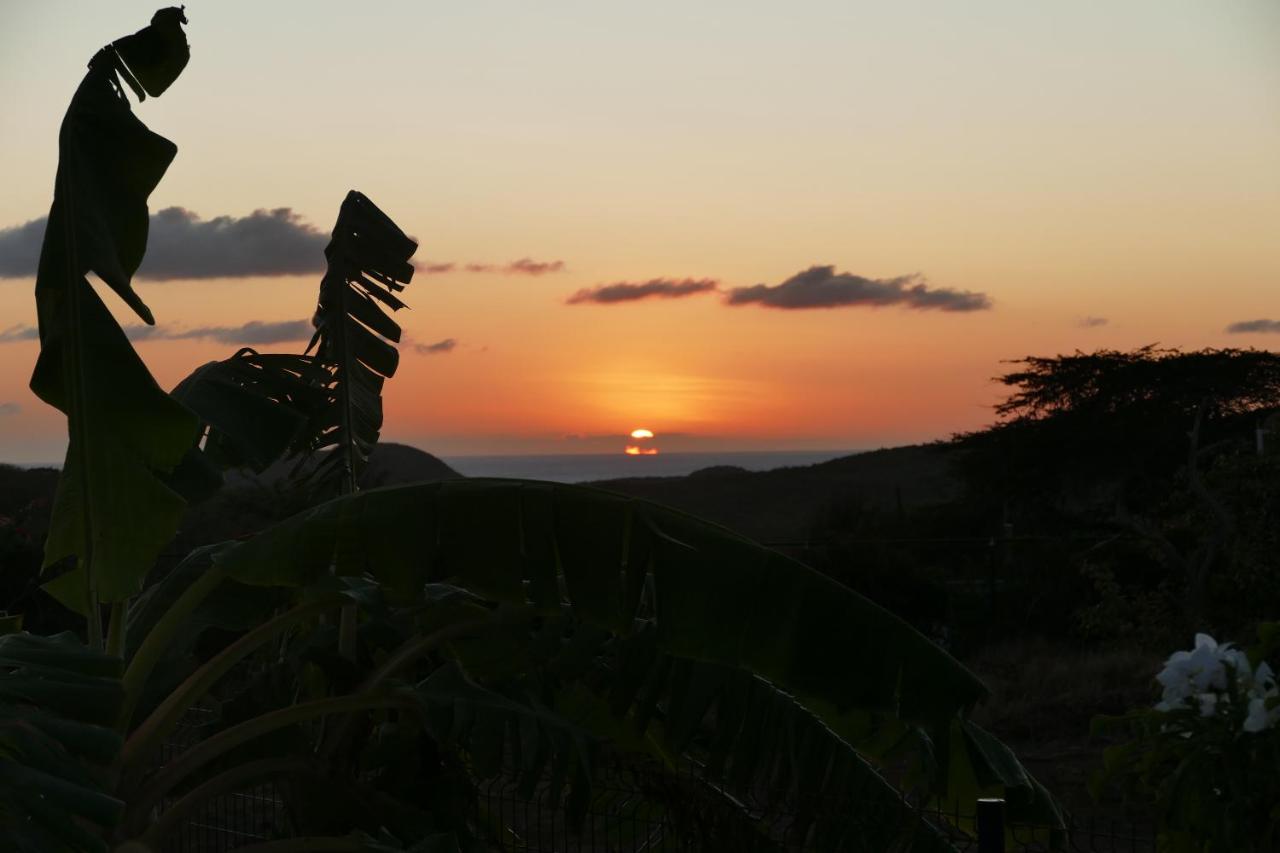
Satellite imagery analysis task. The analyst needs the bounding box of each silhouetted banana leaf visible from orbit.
[167,349,331,501]
[29,10,196,615]
[0,632,125,852]
[301,191,416,492]
[216,479,1062,844]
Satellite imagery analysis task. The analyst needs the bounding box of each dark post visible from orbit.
[977,797,1005,853]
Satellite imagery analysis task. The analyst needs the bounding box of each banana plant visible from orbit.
[10,9,1062,852]
[29,8,197,650]
[88,479,1056,851]
[301,191,417,495]
[7,475,1062,851]
[0,633,125,853]
[168,348,332,500]
[293,190,416,660]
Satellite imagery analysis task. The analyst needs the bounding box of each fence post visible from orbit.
[977,797,1005,853]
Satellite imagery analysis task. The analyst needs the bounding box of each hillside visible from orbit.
[588,443,961,543]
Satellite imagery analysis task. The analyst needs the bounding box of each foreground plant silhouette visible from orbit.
[3,9,1062,853]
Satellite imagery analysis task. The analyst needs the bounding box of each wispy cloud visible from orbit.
[416,261,456,274]
[126,319,314,344]
[0,402,20,416]
[419,258,565,276]
[1226,319,1280,334]
[1079,316,1109,328]
[505,258,564,276]
[0,207,330,280]
[567,278,719,305]
[726,265,992,312]
[0,325,39,343]
[0,320,312,345]
[414,338,458,355]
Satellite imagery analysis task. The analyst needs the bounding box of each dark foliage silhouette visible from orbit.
[298,191,417,493]
[1,9,1064,853]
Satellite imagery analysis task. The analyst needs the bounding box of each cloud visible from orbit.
[1079,316,1109,328]
[567,278,719,305]
[0,402,19,416]
[725,265,992,312]
[140,207,329,279]
[121,319,313,344]
[505,258,564,276]
[0,207,330,280]
[415,258,565,276]
[0,324,39,343]
[1226,319,1280,334]
[0,218,45,278]
[416,261,456,274]
[0,319,312,346]
[414,338,457,355]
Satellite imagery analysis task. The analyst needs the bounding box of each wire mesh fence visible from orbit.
[466,761,1156,853]
[152,712,1155,853]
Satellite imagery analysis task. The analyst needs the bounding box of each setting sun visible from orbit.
[630,428,655,439]
[624,445,659,456]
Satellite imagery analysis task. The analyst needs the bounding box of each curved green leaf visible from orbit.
[29,13,197,611]
[0,632,126,852]
[217,479,1058,837]
[220,480,986,721]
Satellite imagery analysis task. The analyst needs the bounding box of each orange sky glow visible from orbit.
[1,1,1278,462]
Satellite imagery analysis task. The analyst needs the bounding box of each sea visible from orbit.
[440,450,856,484]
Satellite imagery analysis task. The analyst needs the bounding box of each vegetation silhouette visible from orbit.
[2,8,1063,853]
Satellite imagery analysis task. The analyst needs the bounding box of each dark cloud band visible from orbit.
[0,324,39,343]
[415,338,458,355]
[417,259,563,276]
[726,265,991,312]
[1227,319,1280,334]
[0,207,330,280]
[567,278,719,304]
[0,320,312,345]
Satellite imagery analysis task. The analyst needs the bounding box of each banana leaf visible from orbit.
[167,348,332,502]
[216,479,1062,840]
[300,191,416,493]
[0,632,126,853]
[29,10,196,607]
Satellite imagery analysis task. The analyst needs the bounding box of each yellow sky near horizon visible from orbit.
[1,1,1278,461]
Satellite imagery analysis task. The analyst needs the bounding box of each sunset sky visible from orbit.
[1,1,1278,462]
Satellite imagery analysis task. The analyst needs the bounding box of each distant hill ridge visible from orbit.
[585,443,958,543]
[2,443,953,548]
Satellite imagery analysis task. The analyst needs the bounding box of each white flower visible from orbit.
[1198,693,1218,717]
[1221,647,1253,682]
[1243,695,1279,733]
[1254,661,1276,690]
[1156,634,1227,711]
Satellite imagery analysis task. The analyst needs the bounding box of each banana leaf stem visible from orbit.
[58,150,101,651]
[118,561,230,728]
[124,692,416,832]
[320,615,495,760]
[105,600,128,658]
[134,756,318,849]
[120,596,339,774]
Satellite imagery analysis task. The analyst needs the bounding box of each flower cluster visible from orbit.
[1155,633,1279,732]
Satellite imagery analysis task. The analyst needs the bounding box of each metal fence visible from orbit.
[152,722,1155,853]
[467,765,1156,853]
[147,652,1153,853]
